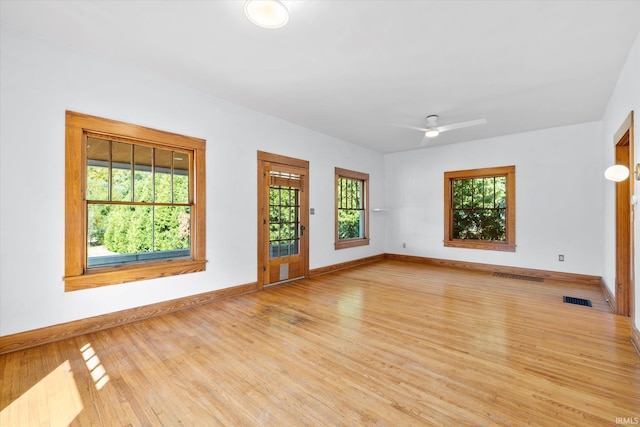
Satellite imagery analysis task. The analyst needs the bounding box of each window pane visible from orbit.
[483,177,495,208]
[269,205,278,224]
[274,187,282,205]
[154,206,191,251]
[134,145,152,202]
[288,223,297,240]
[338,176,365,240]
[450,175,507,241]
[462,179,472,209]
[452,209,466,239]
[173,151,189,204]
[452,207,507,242]
[269,224,278,245]
[155,149,173,203]
[88,204,153,266]
[480,209,506,241]
[87,204,191,268]
[339,178,363,209]
[269,181,301,258]
[87,165,109,201]
[87,203,110,248]
[495,177,507,208]
[472,178,483,209]
[338,209,362,239]
[86,137,109,201]
[111,141,132,202]
[281,206,291,224]
[452,180,463,209]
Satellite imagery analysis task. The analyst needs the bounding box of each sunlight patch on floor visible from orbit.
[0,360,83,426]
[81,342,110,390]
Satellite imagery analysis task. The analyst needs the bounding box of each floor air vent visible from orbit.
[563,296,592,307]
[493,272,544,282]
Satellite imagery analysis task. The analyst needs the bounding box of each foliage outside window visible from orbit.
[65,111,207,291]
[444,166,515,252]
[335,167,369,249]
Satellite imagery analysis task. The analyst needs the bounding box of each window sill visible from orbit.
[335,238,370,250]
[64,258,207,291]
[444,240,515,252]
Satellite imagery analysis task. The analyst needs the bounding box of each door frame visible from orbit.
[257,151,309,289]
[613,111,635,317]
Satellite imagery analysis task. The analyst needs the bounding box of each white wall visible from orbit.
[384,122,604,276]
[601,27,640,332]
[0,27,385,336]
[2,22,638,339]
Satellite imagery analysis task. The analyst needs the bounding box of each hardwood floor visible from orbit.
[1,260,639,426]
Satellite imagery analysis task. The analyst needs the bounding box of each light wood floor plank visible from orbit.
[1,260,639,426]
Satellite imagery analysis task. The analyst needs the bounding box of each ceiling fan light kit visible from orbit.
[398,114,488,145]
[423,115,440,137]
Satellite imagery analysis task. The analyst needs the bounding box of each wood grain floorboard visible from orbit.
[1,260,638,426]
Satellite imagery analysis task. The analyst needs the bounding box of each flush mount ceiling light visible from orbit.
[244,0,289,29]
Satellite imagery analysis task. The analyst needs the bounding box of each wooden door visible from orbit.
[613,112,634,317]
[258,152,309,288]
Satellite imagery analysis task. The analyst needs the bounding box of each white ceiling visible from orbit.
[2,1,640,153]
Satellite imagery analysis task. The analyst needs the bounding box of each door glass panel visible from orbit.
[269,171,300,259]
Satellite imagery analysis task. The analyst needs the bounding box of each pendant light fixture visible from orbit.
[244,0,289,29]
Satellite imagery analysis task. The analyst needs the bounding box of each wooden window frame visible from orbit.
[444,165,516,252]
[64,111,206,291]
[335,167,370,250]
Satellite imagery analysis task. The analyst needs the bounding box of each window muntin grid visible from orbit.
[451,176,507,241]
[85,136,191,267]
[337,176,365,240]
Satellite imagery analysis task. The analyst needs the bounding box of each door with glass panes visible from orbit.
[258,152,309,287]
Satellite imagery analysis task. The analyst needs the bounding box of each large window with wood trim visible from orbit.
[444,166,515,252]
[335,167,369,249]
[65,111,206,291]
